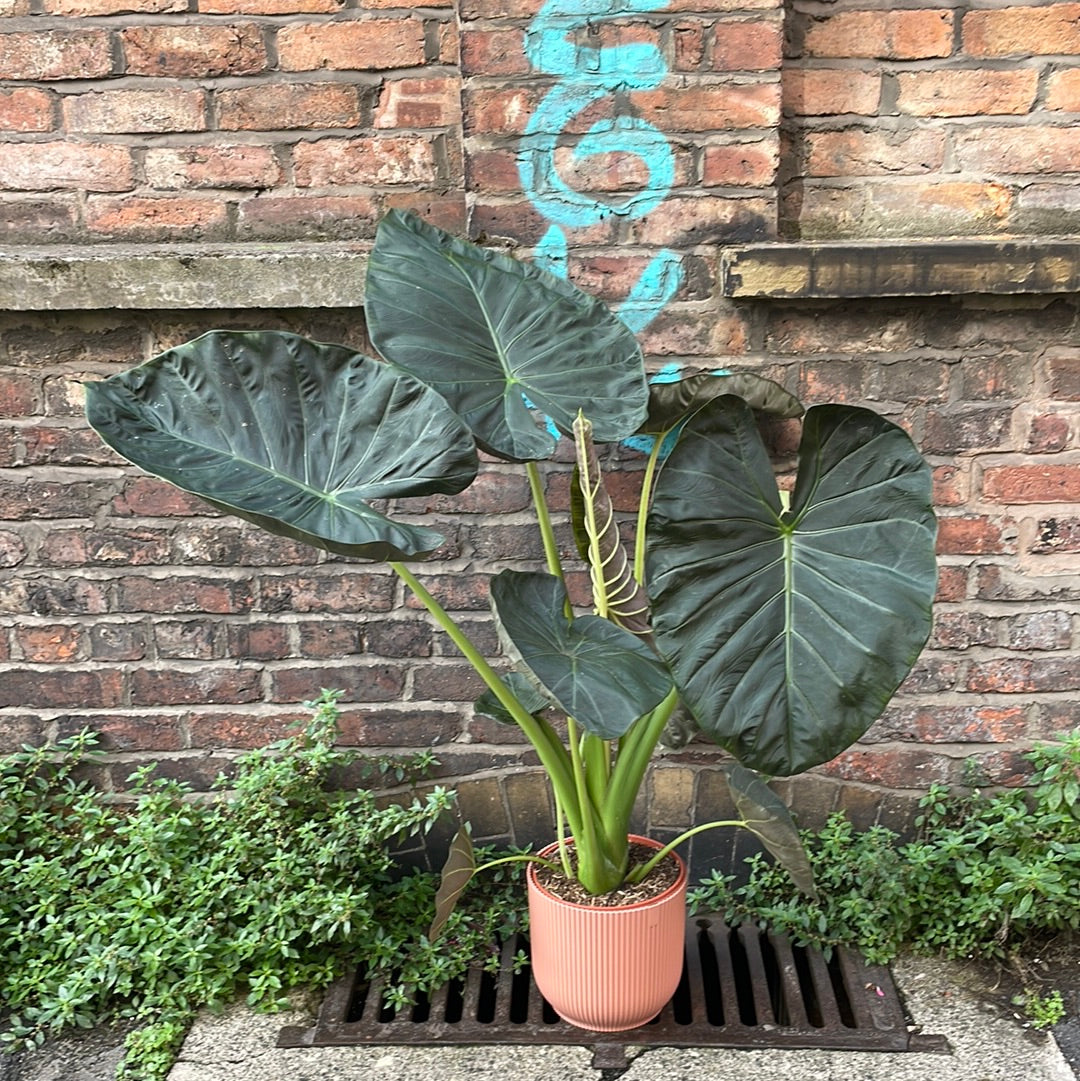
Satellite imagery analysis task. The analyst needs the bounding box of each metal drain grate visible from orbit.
[278,916,948,1070]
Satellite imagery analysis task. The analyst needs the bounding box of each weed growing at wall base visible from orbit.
[690,732,1080,968]
[0,691,525,1080]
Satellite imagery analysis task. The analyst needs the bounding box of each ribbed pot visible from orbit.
[526,835,688,1032]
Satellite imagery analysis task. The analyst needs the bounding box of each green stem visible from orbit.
[390,561,580,837]
[633,436,666,585]
[624,819,747,885]
[526,461,564,579]
[603,686,679,845]
[475,853,562,877]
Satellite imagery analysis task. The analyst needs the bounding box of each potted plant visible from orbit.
[84,210,938,1032]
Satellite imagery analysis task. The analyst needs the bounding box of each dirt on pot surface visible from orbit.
[533,842,681,906]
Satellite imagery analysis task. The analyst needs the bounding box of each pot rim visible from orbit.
[526,833,688,912]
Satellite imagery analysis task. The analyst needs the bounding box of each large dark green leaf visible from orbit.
[365,210,648,461]
[725,763,817,899]
[489,571,672,740]
[647,397,937,776]
[85,330,478,562]
[640,372,803,436]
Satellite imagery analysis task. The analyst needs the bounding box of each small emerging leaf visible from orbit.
[725,763,818,900]
[640,372,803,435]
[429,827,476,940]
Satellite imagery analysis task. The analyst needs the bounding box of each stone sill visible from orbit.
[721,239,1080,299]
[3,238,1080,312]
[0,243,370,311]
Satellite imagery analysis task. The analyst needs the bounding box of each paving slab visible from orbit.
[165,956,1075,1081]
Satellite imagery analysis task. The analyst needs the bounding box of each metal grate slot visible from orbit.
[279,916,949,1070]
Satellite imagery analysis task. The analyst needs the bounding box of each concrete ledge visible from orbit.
[721,239,1080,299]
[0,243,369,310]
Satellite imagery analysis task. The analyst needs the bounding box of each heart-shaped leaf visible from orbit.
[429,826,476,941]
[647,397,937,776]
[85,330,478,562]
[474,671,554,725]
[365,210,648,461]
[725,763,817,899]
[640,372,803,436]
[489,571,672,740]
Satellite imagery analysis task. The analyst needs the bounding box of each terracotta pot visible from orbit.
[526,834,688,1032]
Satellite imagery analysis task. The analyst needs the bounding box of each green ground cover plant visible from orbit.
[0,691,524,1080]
[689,731,1080,969]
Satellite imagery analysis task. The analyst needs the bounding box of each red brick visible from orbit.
[1007,609,1072,650]
[439,20,460,64]
[818,747,952,787]
[16,624,83,663]
[936,513,1016,555]
[935,565,968,602]
[628,195,773,245]
[200,0,340,11]
[711,19,782,71]
[1046,68,1080,111]
[897,69,1037,117]
[967,658,1080,694]
[782,68,880,116]
[117,576,254,614]
[954,125,1080,175]
[144,145,281,190]
[0,142,134,192]
[131,668,263,706]
[112,477,220,517]
[296,621,360,658]
[155,620,216,659]
[0,669,123,708]
[1032,516,1080,553]
[0,31,113,80]
[963,4,1080,57]
[277,19,426,71]
[1026,412,1072,453]
[0,478,115,519]
[0,372,38,417]
[547,143,694,193]
[58,713,184,752]
[259,573,394,614]
[803,9,953,59]
[381,192,466,234]
[929,611,996,650]
[122,25,267,77]
[1048,352,1080,399]
[461,28,529,75]
[85,196,229,240]
[227,623,293,660]
[216,83,363,131]
[701,138,778,186]
[922,406,1012,452]
[639,307,749,356]
[63,89,207,134]
[269,664,404,703]
[293,136,437,186]
[805,128,945,177]
[674,21,707,69]
[89,623,148,661]
[375,77,461,129]
[635,82,780,131]
[236,195,379,239]
[877,704,1027,742]
[933,464,970,506]
[983,464,1080,503]
[43,0,182,11]
[0,88,54,132]
[1,199,78,243]
[187,712,297,749]
[465,148,523,193]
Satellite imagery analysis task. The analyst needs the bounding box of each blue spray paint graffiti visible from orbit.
[517,0,683,333]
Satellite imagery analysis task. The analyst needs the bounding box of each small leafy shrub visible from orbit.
[0,691,524,1080]
[1015,989,1067,1030]
[690,732,1080,967]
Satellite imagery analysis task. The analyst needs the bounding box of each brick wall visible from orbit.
[1,1,1079,842]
